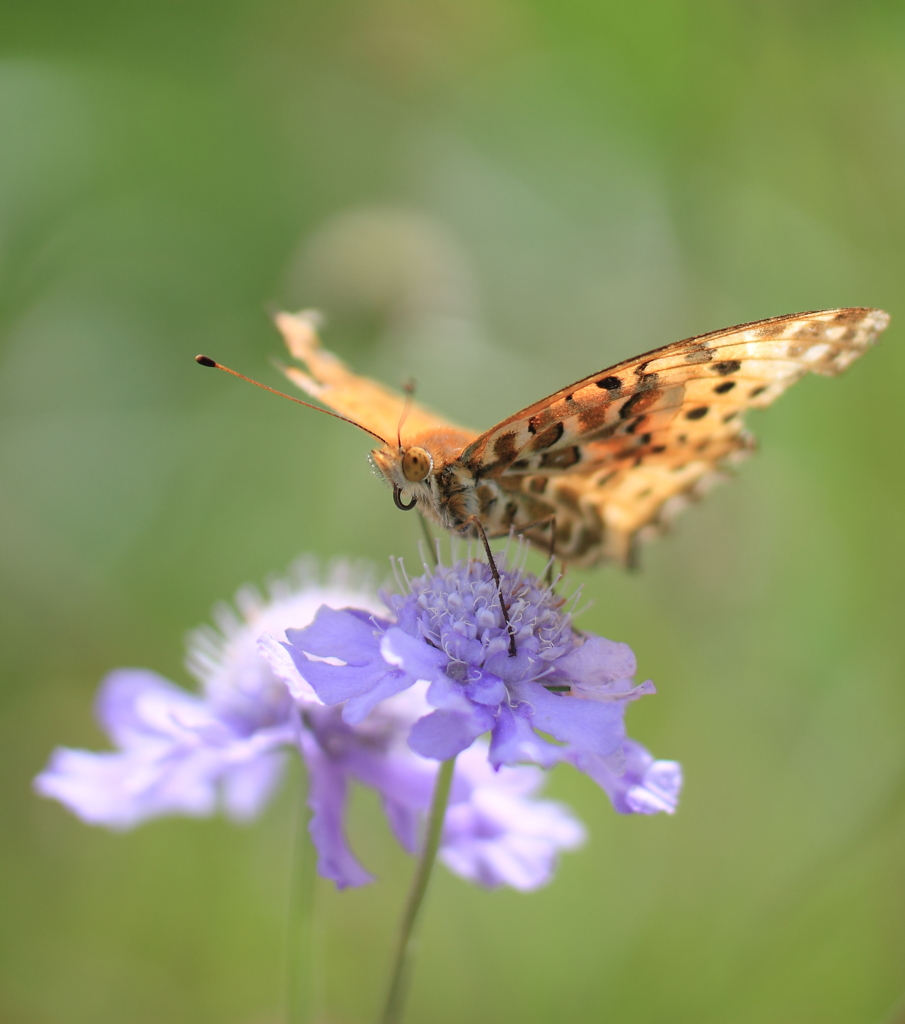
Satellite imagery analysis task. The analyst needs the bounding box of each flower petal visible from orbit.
[380,627,448,683]
[408,706,493,760]
[298,729,374,888]
[257,632,320,703]
[555,635,637,686]
[341,670,415,726]
[511,681,626,762]
[582,739,683,814]
[97,669,221,747]
[488,702,563,769]
[283,607,391,706]
[221,751,287,821]
[439,746,586,890]
[464,671,508,706]
[34,745,222,828]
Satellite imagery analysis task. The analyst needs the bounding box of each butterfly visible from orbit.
[201,307,888,568]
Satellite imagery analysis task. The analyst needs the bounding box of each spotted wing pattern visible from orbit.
[463,307,888,565]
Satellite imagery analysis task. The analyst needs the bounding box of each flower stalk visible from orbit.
[287,772,317,1024]
[379,757,457,1024]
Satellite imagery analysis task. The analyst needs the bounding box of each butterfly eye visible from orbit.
[402,446,433,483]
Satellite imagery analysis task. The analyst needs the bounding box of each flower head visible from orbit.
[35,558,586,890]
[278,554,681,814]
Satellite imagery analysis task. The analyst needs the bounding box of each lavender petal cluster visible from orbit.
[276,556,681,814]
[35,560,585,890]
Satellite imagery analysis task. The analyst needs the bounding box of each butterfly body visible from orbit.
[273,306,888,567]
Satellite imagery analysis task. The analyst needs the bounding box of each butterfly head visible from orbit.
[369,424,479,526]
[370,441,441,515]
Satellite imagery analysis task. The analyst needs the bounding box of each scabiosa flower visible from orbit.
[35,559,585,890]
[276,554,682,814]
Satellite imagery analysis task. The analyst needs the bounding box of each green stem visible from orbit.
[286,772,316,1024]
[378,757,456,1024]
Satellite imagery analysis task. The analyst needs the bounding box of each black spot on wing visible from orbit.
[714,380,736,394]
[685,406,709,420]
[750,385,768,398]
[474,431,522,478]
[619,393,645,419]
[530,422,564,451]
[713,360,742,376]
[597,376,622,391]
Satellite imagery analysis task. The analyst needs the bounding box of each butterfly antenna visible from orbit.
[195,355,389,445]
[396,378,415,449]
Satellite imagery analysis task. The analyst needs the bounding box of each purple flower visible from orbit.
[278,555,681,814]
[290,687,585,889]
[35,559,586,890]
[34,668,292,828]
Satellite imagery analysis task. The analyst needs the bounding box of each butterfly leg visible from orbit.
[544,517,557,586]
[463,516,517,658]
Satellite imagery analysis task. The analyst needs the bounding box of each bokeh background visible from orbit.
[3,1,905,1021]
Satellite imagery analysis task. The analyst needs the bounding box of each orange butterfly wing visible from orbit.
[462,307,889,565]
[274,310,475,446]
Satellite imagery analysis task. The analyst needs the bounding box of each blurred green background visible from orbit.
[3,1,905,1021]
